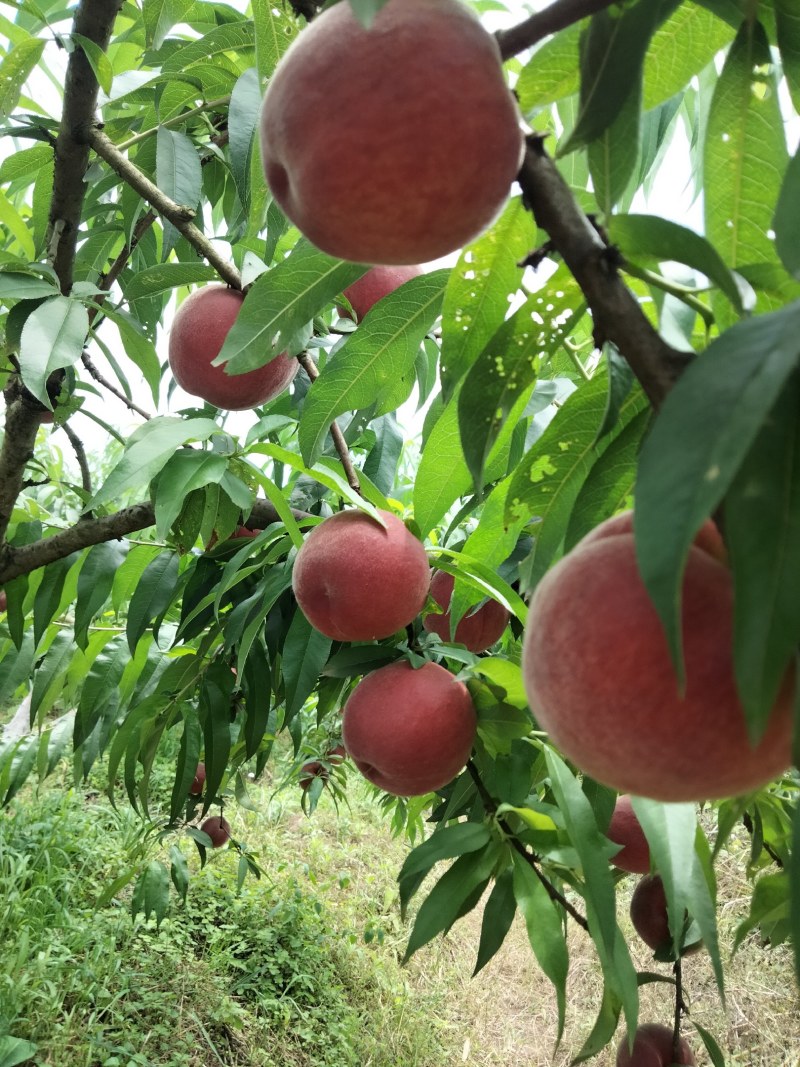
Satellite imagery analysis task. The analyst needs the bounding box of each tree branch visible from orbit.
[0,498,310,584]
[60,421,93,503]
[47,0,125,293]
[0,388,42,546]
[88,128,243,290]
[517,137,693,409]
[466,760,590,932]
[296,353,362,494]
[496,0,618,61]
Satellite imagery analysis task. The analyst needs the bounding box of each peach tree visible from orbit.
[1,0,799,1062]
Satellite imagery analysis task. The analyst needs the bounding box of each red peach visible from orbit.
[616,1023,695,1066]
[189,762,206,796]
[422,571,509,652]
[608,795,651,874]
[199,815,231,848]
[340,266,422,320]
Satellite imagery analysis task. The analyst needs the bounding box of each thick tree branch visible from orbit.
[296,353,362,494]
[88,128,243,290]
[47,0,125,293]
[0,498,310,584]
[517,138,693,408]
[0,389,43,546]
[496,0,618,61]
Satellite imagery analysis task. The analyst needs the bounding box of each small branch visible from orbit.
[79,351,153,420]
[296,352,362,494]
[117,96,231,152]
[60,421,93,503]
[672,958,689,1057]
[496,0,618,61]
[47,0,125,293]
[517,138,693,409]
[0,498,310,584]
[87,128,243,290]
[466,760,590,932]
[623,262,714,330]
[90,208,157,326]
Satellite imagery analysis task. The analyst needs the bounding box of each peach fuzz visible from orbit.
[342,660,476,796]
[259,0,524,265]
[168,286,297,410]
[291,509,431,642]
[521,511,793,802]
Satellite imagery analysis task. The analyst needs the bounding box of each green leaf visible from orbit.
[200,661,236,810]
[170,845,190,904]
[142,0,194,49]
[403,844,499,962]
[163,22,255,72]
[229,67,261,216]
[170,713,202,822]
[588,73,641,215]
[18,296,89,408]
[690,1022,727,1067]
[516,22,581,115]
[154,451,228,538]
[704,20,788,280]
[725,370,800,735]
[635,300,800,676]
[414,383,533,538]
[776,0,800,113]
[131,860,171,927]
[30,632,75,723]
[0,36,45,118]
[126,551,180,653]
[71,33,113,94]
[609,213,744,313]
[88,417,219,510]
[398,821,492,916]
[511,850,569,1039]
[33,553,81,649]
[125,262,218,301]
[252,0,298,80]
[505,371,621,590]
[282,611,332,723]
[156,127,202,259]
[75,635,128,750]
[215,242,365,373]
[473,867,515,976]
[0,270,58,300]
[75,540,129,649]
[299,270,446,464]
[774,145,800,281]
[440,198,536,401]
[792,797,800,985]
[0,1036,38,1067]
[733,871,789,951]
[642,3,735,110]
[560,2,680,155]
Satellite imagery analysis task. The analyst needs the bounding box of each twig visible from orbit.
[60,421,93,503]
[47,0,125,293]
[0,498,310,584]
[496,0,618,61]
[466,760,590,932]
[516,137,693,409]
[296,352,362,495]
[80,350,153,420]
[672,958,689,1057]
[90,208,157,326]
[117,96,231,152]
[87,128,243,290]
[623,262,714,329]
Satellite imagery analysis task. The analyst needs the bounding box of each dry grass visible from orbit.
[248,783,800,1067]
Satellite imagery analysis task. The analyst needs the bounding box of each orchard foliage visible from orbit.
[0,0,799,1062]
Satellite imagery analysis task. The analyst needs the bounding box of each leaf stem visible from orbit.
[117,95,232,152]
[296,352,362,495]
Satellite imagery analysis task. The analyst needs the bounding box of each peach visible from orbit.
[630,874,671,953]
[608,795,651,874]
[189,762,206,796]
[342,660,476,796]
[422,570,509,652]
[299,760,328,790]
[199,815,231,848]
[616,1023,695,1066]
[521,511,793,802]
[291,509,431,641]
[340,266,422,320]
[168,285,298,410]
[259,0,524,264]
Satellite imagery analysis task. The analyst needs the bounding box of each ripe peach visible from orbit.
[259,0,524,264]
[299,760,328,790]
[199,815,231,848]
[189,762,206,796]
[292,509,431,641]
[521,511,793,802]
[340,266,422,320]
[168,285,298,410]
[630,874,671,953]
[342,660,476,796]
[608,795,650,874]
[0,590,6,612]
[616,1023,695,1066]
[422,571,509,652]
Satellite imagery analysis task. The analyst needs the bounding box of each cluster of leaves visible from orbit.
[1,0,800,1062]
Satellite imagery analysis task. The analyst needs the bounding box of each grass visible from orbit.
[0,755,799,1066]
